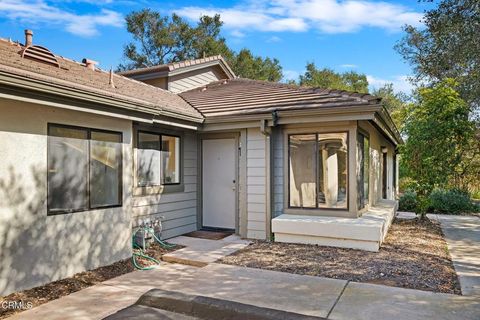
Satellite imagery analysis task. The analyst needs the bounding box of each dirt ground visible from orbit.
[221,217,461,294]
[0,242,180,319]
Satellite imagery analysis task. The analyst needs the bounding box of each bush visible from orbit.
[429,188,475,214]
[399,190,417,211]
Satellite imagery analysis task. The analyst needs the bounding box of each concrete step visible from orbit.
[162,235,250,266]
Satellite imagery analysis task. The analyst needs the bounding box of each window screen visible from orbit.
[288,132,348,210]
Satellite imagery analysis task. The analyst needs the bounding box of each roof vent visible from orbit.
[82,58,98,71]
[24,29,33,47]
[21,46,60,68]
[20,29,60,67]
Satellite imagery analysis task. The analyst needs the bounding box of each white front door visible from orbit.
[202,138,236,229]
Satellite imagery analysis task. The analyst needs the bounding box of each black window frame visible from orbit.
[287,131,349,211]
[136,130,181,187]
[47,123,123,216]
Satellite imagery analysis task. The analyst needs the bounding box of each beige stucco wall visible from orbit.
[0,98,132,296]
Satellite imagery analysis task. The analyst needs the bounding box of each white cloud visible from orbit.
[340,64,358,69]
[267,35,282,42]
[175,0,423,34]
[283,69,300,81]
[367,75,413,94]
[230,29,246,38]
[0,0,123,37]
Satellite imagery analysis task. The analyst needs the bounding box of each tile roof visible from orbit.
[0,38,202,121]
[180,78,382,118]
[118,55,235,78]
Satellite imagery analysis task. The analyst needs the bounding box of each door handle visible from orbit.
[232,179,236,190]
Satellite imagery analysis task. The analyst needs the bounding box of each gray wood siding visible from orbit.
[272,128,284,218]
[132,132,198,239]
[168,66,226,93]
[246,128,267,239]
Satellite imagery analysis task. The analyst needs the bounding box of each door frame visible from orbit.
[197,132,240,233]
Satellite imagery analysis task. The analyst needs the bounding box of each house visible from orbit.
[0,30,400,296]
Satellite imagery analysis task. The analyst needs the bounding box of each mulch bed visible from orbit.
[0,242,181,319]
[220,217,461,294]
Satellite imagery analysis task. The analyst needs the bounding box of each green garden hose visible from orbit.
[131,226,176,270]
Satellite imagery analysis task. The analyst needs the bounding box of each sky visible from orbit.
[0,0,435,93]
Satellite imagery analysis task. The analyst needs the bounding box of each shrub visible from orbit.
[429,188,474,214]
[399,190,417,211]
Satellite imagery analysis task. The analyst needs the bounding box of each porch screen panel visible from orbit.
[357,133,369,210]
[289,134,317,208]
[161,135,180,184]
[48,126,88,213]
[318,133,348,209]
[90,131,122,208]
[137,132,161,186]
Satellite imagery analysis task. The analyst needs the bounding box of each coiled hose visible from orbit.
[132,227,177,270]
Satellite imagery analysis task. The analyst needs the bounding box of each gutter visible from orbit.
[260,111,278,241]
[0,70,204,125]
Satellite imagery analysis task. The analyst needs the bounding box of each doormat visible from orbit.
[183,230,234,240]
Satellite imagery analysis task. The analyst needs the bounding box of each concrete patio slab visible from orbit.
[329,281,480,320]
[162,236,250,266]
[431,214,480,296]
[170,263,347,318]
[7,281,142,320]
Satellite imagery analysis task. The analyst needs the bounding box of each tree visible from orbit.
[371,83,410,131]
[118,10,283,81]
[298,63,369,93]
[231,49,282,81]
[401,79,477,198]
[395,0,480,109]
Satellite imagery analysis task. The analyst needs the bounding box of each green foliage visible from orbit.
[399,190,418,212]
[371,83,410,131]
[231,49,282,82]
[298,63,369,93]
[118,10,282,81]
[415,194,431,220]
[400,79,477,194]
[395,0,480,109]
[429,188,476,214]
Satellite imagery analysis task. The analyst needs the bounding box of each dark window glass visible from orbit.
[162,135,180,184]
[357,133,370,210]
[48,126,88,212]
[90,131,122,208]
[137,132,161,186]
[47,125,123,214]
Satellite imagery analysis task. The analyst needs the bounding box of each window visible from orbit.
[357,133,370,210]
[137,131,180,186]
[289,132,348,210]
[382,151,388,199]
[47,124,122,214]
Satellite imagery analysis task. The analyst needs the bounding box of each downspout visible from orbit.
[260,111,278,241]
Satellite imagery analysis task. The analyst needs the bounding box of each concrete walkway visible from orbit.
[8,222,480,320]
[10,263,480,320]
[162,235,250,266]
[431,214,480,296]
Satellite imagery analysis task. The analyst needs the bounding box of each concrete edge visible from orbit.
[161,255,209,267]
[106,288,326,320]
